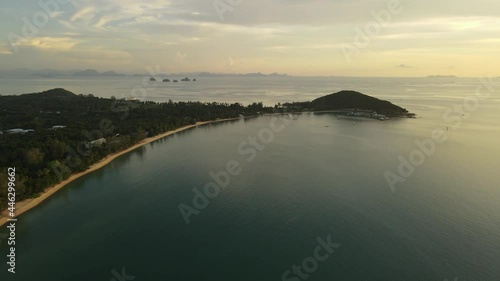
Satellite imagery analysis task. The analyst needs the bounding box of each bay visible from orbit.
[0,77,499,280]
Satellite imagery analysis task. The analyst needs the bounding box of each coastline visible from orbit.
[0,117,241,227]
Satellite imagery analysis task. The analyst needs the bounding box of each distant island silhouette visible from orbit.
[426,75,457,78]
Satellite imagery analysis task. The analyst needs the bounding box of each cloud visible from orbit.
[227,57,244,67]
[176,51,187,60]
[1,0,500,76]
[66,48,132,62]
[70,6,96,22]
[0,46,13,55]
[395,64,416,69]
[12,37,80,51]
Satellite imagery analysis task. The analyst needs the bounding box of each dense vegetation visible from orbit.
[0,88,273,208]
[0,88,412,209]
[284,90,411,116]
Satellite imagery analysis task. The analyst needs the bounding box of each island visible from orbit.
[427,75,457,78]
[73,69,100,76]
[0,88,412,222]
[283,90,414,119]
[181,77,191,82]
[73,69,126,77]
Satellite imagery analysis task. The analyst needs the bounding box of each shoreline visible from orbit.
[0,117,242,227]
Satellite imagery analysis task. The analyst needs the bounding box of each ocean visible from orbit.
[1,76,496,107]
[0,76,499,280]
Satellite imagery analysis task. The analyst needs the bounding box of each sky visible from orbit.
[0,0,499,77]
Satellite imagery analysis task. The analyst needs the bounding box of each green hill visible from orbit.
[309,90,409,116]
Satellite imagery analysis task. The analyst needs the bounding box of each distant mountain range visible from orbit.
[426,75,457,78]
[0,68,289,78]
[0,69,474,78]
[73,69,126,77]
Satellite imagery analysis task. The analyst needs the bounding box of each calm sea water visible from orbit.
[0,77,499,280]
[2,76,498,107]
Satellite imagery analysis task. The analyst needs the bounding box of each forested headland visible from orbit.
[0,88,413,209]
[0,88,273,208]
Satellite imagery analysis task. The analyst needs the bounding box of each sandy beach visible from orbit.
[0,117,241,227]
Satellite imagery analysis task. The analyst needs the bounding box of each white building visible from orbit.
[6,129,30,134]
[86,138,107,148]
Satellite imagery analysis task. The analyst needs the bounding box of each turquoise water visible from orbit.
[1,78,500,280]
